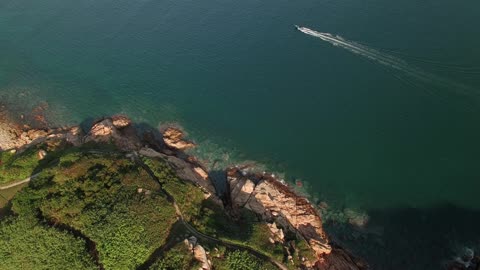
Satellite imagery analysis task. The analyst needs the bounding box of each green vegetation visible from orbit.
[0,216,96,270]
[144,157,287,267]
[148,242,197,270]
[0,182,28,209]
[0,139,77,185]
[0,143,309,270]
[9,150,177,270]
[0,147,42,185]
[143,158,205,220]
[213,250,278,270]
[191,199,285,261]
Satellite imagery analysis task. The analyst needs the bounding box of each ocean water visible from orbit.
[1,0,480,268]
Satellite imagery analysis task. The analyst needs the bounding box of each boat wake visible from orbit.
[295,25,478,99]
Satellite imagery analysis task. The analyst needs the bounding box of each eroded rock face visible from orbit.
[162,127,196,150]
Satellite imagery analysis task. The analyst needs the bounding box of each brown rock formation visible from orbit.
[185,236,212,270]
[267,222,285,243]
[227,167,367,269]
[111,115,132,129]
[162,127,196,150]
[0,110,83,151]
[227,168,331,257]
[193,167,209,180]
[84,117,141,151]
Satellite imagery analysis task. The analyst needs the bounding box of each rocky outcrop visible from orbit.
[84,117,141,151]
[227,168,331,257]
[0,112,41,150]
[1,112,83,151]
[227,167,367,269]
[161,127,196,150]
[2,111,367,269]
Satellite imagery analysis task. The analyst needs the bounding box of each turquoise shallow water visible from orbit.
[1,0,480,268]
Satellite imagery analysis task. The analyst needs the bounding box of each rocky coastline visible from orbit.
[0,112,370,269]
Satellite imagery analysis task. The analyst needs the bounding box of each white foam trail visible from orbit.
[296,26,478,97]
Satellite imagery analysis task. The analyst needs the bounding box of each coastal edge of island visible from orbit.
[1,105,477,270]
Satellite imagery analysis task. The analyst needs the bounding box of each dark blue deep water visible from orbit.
[1,0,480,268]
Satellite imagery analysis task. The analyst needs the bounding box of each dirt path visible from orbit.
[0,174,39,190]
[135,152,289,270]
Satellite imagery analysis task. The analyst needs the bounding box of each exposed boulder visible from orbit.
[111,115,131,129]
[194,167,209,180]
[185,236,211,270]
[63,126,83,146]
[37,149,47,160]
[162,127,196,150]
[84,117,141,151]
[267,222,285,243]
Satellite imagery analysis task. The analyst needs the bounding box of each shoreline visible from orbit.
[2,109,479,269]
[0,110,369,269]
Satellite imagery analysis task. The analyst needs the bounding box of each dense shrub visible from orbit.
[149,243,196,270]
[0,216,96,270]
[143,158,205,220]
[11,151,177,270]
